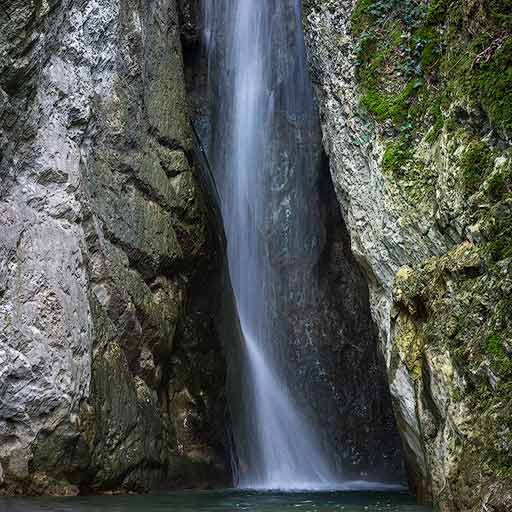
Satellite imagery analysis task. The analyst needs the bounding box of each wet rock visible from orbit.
[303,0,512,509]
[0,0,229,495]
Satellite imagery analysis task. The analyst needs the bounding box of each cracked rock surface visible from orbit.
[0,0,229,495]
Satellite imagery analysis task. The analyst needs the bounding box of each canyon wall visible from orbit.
[0,0,230,495]
[303,0,512,510]
[0,0,405,495]
[2,0,511,507]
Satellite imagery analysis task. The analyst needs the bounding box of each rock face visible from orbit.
[281,172,406,481]
[303,0,511,510]
[0,0,230,495]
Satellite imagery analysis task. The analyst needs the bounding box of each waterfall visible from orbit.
[200,0,340,489]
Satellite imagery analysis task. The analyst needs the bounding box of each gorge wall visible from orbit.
[0,0,230,495]
[2,0,511,508]
[0,0,407,495]
[303,0,512,510]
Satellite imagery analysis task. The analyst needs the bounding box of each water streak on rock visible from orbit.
[200,0,339,489]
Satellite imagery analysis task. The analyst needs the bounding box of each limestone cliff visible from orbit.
[3,0,511,505]
[0,0,229,495]
[303,0,511,510]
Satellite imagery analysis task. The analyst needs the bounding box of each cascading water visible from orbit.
[200,0,340,489]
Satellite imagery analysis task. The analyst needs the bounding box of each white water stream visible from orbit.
[201,0,339,490]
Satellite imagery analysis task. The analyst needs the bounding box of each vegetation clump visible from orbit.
[352,0,512,261]
[460,141,493,194]
[352,0,512,136]
[352,0,512,205]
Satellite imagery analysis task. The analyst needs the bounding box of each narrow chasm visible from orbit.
[180,1,407,487]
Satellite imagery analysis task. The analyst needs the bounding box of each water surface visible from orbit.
[1,490,433,512]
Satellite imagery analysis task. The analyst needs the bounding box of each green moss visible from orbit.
[486,201,512,261]
[426,0,451,25]
[460,142,493,194]
[487,237,512,261]
[360,90,391,121]
[486,334,512,377]
[412,26,443,70]
[487,168,510,200]
[487,334,505,358]
[361,80,420,125]
[420,40,439,69]
[425,98,445,143]
[489,0,512,30]
[352,0,512,173]
[351,0,374,35]
[441,34,512,138]
[383,141,410,174]
[474,38,512,136]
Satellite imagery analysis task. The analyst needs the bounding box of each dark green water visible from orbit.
[0,490,433,512]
